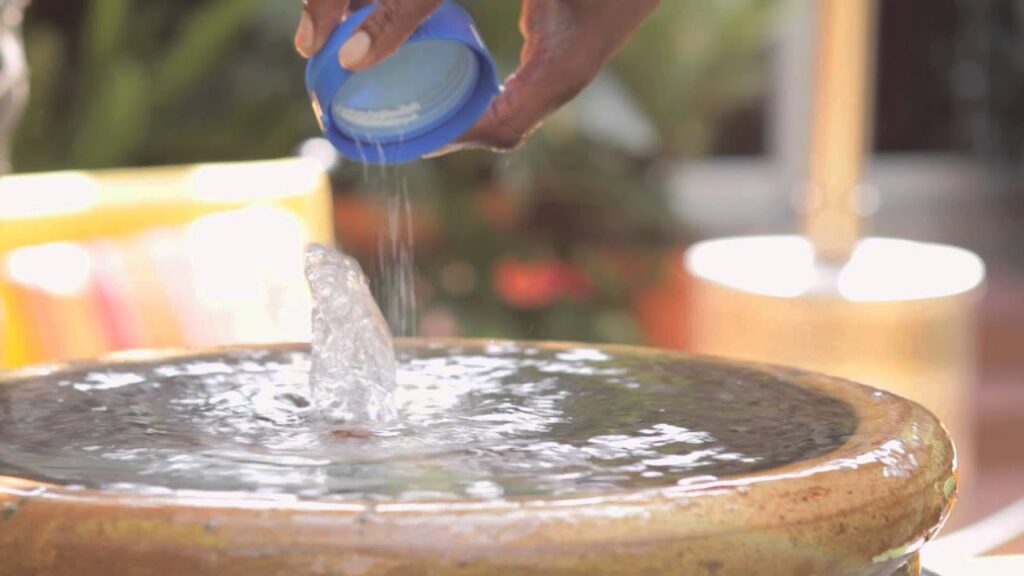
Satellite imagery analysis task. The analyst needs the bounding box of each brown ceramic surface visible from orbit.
[0,340,956,575]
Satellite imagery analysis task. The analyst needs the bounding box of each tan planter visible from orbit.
[0,341,955,575]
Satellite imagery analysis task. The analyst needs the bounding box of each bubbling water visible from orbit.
[304,244,398,426]
[0,342,857,501]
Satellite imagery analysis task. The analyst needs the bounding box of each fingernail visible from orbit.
[295,12,314,57]
[339,31,371,68]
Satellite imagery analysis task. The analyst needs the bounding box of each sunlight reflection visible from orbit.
[0,173,99,218]
[189,159,323,202]
[5,242,92,296]
[186,206,312,342]
[686,235,985,302]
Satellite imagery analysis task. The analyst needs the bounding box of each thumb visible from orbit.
[339,0,442,70]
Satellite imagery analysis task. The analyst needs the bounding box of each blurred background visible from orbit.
[0,0,1021,536]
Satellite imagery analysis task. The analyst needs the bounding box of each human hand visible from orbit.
[296,0,659,154]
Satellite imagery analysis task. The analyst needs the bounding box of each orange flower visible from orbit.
[494,258,592,309]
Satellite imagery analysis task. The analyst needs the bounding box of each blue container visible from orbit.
[305,0,500,165]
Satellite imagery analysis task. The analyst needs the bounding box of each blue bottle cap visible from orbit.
[305,0,500,165]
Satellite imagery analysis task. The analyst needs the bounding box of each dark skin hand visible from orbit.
[296,0,660,154]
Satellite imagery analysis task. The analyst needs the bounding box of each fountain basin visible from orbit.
[0,340,955,575]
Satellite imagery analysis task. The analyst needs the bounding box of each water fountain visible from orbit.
[0,340,955,575]
[0,247,955,575]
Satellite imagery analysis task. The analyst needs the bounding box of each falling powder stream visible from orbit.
[304,244,398,426]
[351,139,418,338]
[374,169,418,338]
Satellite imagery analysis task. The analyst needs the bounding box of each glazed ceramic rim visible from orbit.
[0,339,956,557]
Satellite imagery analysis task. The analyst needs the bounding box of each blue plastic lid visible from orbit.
[305,1,500,165]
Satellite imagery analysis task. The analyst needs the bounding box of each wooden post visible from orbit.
[804,0,875,263]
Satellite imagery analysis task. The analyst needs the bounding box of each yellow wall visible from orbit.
[0,159,333,368]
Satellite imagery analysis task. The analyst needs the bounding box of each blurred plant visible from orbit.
[14,0,317,171]
[612,0,780,157]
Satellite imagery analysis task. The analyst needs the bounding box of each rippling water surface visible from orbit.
[0,343,856,500]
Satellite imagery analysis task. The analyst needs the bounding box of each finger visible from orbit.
[297,0,350,58]
[339,0,443,70]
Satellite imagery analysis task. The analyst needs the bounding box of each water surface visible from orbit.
[0,343,857,500]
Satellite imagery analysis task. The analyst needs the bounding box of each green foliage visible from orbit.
[16,0,779,172]
[14,0,312,171]
[82,0,129,69]
[154,0,258,106]
[615,0,780,155]
[69,57,149,166]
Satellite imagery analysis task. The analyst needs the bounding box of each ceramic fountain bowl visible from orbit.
[0,340,955,576]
